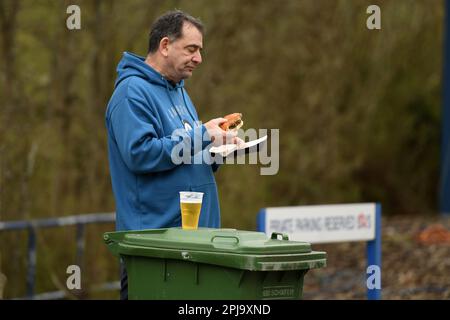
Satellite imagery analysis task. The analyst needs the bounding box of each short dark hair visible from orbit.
[148,10,204,54]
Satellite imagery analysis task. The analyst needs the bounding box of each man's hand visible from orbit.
[204,118,237,146]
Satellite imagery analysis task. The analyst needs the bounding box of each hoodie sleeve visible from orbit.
[109,97,212,174]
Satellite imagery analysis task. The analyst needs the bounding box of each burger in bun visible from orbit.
[219,113,243,132]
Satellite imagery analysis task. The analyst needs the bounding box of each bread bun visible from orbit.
[220,113,243,132]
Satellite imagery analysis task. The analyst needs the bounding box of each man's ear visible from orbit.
[159,37,170,57]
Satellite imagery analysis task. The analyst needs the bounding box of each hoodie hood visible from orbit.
[114,51,184,90]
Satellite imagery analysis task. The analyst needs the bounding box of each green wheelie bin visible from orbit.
[103,227,326,300]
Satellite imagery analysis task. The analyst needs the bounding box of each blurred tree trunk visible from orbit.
[0,0,19,121]
[87,0,117,210]
[0,0,20,219]
[0,0,24,297]
[48,0,80,215]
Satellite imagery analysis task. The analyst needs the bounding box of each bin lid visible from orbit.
[121,228,311,254]
[104,228,327,271]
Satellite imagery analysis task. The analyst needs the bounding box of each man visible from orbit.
[105,10,238,299]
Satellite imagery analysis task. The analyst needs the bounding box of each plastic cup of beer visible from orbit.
[179,192,204,230]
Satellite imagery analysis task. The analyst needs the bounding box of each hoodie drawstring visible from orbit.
[164,79,197,129]
[181,87,198,123]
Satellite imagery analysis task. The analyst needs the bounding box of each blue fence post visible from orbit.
[26,226,37,299]
[256,208,266,232]
[366,203,382,300]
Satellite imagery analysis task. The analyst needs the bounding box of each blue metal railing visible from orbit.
[0,212,118,299]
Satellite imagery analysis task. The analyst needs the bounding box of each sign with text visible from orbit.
[264,203,376,244]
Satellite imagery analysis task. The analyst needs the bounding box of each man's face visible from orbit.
[165,22,203,83]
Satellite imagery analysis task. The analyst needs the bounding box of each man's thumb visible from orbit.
[214,118,227,125]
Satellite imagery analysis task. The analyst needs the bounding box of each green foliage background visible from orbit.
[0,0,443,298]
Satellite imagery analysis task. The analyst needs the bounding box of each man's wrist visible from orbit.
[201,124,213,148]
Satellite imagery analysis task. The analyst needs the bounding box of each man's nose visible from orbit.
[192,51,202,64]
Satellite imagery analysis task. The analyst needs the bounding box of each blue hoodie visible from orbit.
[105,52,220,231]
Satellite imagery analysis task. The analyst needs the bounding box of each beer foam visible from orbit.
[180,199,202,203]
[179,191,203,203]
